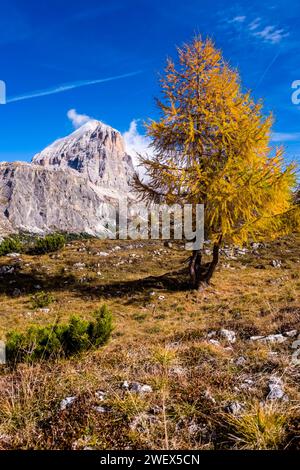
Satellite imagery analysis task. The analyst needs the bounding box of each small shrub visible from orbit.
[224,402,289,450]
[88,304,113,346]
[31,291,54,309]
[31,234,66,255]
[64,232,94,242]
[6,304,113,365]
[60,316,91,356]
[0,237,22,256]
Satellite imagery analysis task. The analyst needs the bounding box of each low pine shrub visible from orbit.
[5,304,113,365]
[0,237,22,256]
[30,233,66,255]
[88,304,113,346]
[31,291,54,309]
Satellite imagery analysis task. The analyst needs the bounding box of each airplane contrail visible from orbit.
[6,70,142,103]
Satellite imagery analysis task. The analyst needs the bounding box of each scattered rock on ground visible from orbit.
[170,366,186,376]
[285,330,298,338]
[239,377,255,391]
[122,381,153,393]
[129,382,153,394]
[207,331,217,338]
[39,308,50,314]
[235,356,247,366]
[164,241,173,248]
[6,253,21,258]
[93,406,109,413]
[73,262,86,269]
[95,390,106,401]
[224,401,244,415]
[250,334,287,344]
[122,380,129,390]
[250,242,263,250]
[0,265,15,275]
[111,246,121,252]
[220,329,236,344]
[267,376,288,401]
[149,405,161,415]
[270,259,282,268]
[60,396,76,411]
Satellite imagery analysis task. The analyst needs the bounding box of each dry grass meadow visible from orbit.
[0,234,299,449]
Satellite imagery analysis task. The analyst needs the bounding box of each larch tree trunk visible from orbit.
[189,237,222,290]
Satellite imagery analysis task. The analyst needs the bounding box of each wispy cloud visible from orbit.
[271,132,300,143]
[67,109,92,129]
[7,71,142,104]
[253,25,289,45]
[230,16,246,23]
[248,17,261,31]
[227,14,289,45]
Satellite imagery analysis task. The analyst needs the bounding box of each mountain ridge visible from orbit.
[0,121,136,237]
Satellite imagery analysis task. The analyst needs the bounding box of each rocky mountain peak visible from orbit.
[0,120,137,237]
[32,120,134,192]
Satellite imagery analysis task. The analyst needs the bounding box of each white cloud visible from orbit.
[227,14,288,45]
[248,17,261,31]
[67,109,92,129]
[253,25,289,44]
[123,120,153,173]
[231,15,246,23]
[271,132,300,143]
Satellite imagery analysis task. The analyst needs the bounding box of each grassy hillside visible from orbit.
[0,235,299,449]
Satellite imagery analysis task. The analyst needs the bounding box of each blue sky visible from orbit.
[0,0,300,171]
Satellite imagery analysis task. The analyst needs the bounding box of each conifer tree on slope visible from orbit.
[133,37,299,289]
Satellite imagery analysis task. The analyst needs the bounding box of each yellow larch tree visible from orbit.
[133,37,299,289]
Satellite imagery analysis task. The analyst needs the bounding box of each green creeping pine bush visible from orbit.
[31,291,54,309]
[31,233,66,254]
[0,237,22,256]
[6,304,113,365]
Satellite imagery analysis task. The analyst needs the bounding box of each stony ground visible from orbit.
[0,234,299,449]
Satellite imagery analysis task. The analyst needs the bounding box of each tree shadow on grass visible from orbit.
[0,265,191,305]
[80,267,191,305]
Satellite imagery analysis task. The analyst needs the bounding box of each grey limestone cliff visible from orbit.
[0,120,136,237]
